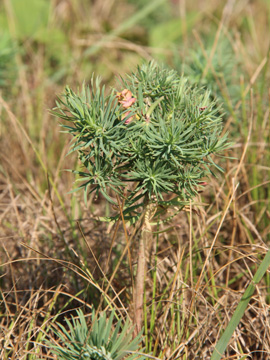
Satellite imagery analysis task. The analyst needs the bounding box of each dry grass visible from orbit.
[1,0,270,359]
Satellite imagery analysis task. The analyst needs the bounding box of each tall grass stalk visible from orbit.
[211,248,270,360]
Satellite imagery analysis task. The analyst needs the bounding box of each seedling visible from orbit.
[48,309,145,360]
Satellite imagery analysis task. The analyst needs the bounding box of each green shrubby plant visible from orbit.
[47,309,145,360]
[52,61,229,333]
[53,61,228,222]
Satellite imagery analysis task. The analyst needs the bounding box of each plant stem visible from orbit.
[134,203,152,335]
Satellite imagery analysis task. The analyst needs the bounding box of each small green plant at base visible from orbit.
[47,309,145,360]
[52,61,229,334]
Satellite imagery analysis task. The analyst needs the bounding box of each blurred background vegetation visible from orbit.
[0,0,270,359]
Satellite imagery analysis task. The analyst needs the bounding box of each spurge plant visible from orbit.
[52,61,229,333]
[48,309,145,360]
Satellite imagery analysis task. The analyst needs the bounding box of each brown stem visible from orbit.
[134,203,152,335]
[134,226,146,335]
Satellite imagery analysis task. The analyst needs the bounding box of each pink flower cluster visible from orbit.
[116,89,137,124]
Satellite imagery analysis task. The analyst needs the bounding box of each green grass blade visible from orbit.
[211,248,270,360]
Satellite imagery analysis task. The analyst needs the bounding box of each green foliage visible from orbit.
[0,34,16,89]
[127,0,172,31]
[52,62,229,223]
[0,0,69,81]
[149,14,199,49]
[176,37,241,117]
[47,309,145,360]
[7,0,50,39]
